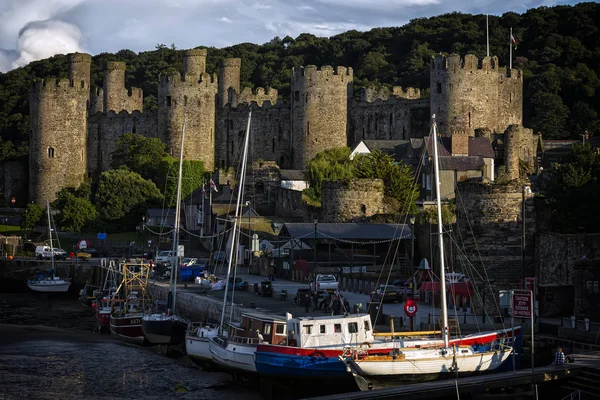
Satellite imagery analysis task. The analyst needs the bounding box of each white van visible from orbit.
[35,246,67,260]
[155,250,175,265]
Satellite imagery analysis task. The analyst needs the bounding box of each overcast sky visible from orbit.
[0,0,578,72]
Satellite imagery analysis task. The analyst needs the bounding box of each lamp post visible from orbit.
[313,219,318,278]
[409,215,416,331]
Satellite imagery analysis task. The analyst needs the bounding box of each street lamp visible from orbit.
[409,215,416,299]
[313,219,318,277]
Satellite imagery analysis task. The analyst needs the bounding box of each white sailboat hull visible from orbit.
[27,279,71,293]
[186,326,219,363]
[349,348,512,376]
[209,337,258,373]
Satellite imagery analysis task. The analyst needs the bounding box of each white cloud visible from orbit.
[11,20,84,69]
[219,17,233,23]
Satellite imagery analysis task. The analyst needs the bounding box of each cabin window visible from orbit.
[47,147,55,158]
[348,322,358,334]
[320,325,326,334]
[276,324,285,335]
[334,324,341,333]
[166,96,172,107]
[303,325,313,334]
[264,324,272,335]
[364,320,371,332]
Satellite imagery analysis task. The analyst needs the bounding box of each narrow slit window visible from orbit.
[48,147,55,158]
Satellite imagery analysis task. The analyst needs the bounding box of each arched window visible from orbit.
[47,147,55,158]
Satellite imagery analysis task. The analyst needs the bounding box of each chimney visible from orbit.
[451,132,469,156]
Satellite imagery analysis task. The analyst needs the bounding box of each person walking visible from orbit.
[332,296,342,316]
[303,292,311,313]
[554,347,565,366]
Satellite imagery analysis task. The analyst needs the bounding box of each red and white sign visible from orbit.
[512,293,532,318]
[404,299,418,317]
[76,239,90,250]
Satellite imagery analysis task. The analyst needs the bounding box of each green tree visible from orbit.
[158,157,206,206]
[303,147,355,203]
[20,203,44,230]
[110,133,167,180]
[96,168,163,221]
[52,183,97,232]
[353,150,419,214]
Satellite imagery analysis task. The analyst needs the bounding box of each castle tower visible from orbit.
[219,58,241,107]
[291,65,353,169]
[29,56,90,204]
[68,53,91,94]
[158,49,218,170]
[321,179,384,222]
[430,54,523,136]
[183,48,207,76]
[103,61,143,113]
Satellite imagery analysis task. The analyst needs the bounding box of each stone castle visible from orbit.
[28,49,524,205]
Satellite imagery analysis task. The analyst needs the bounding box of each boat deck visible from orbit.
[306,352,600,400]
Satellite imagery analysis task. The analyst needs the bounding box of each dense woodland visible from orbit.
[1,3,600,164]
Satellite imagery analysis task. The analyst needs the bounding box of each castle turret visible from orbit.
[158,49,218,170]
[29,62,89,204]
[430,54,522,136]
[68,53,91,93]
[219,58,241,107]
[103,61,143,113]
[291,65,353,169]
[183,48,207,77]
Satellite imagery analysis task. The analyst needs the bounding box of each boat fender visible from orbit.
[360,342,372,348]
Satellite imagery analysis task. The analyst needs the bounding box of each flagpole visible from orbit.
[486,15,490,57]
[200,180,205,237]
[509,27,513,69]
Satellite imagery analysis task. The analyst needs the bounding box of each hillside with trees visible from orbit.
[1,2,599,161]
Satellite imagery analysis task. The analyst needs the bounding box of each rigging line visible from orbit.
[143,225,175,236]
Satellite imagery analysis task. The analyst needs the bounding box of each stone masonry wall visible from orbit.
[0,161,27,206]
[103,61,143,113]
[245,161,281,215]
[455,181,535,315]
[321,179,384,222]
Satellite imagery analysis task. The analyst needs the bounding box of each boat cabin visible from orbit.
[287,314,375,348]
[227,311,287,345]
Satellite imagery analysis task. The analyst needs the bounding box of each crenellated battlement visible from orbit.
[159,72,218,88]
[31,78,89,95]
[184,48,207,57]
[230,98,288,110]
[235,86,278,106]
[70,53,91,64]
[292,65,353,83]
[106,61,126,71]
[393,86,421,99]
[360,86,423,103]
[222,58,241,68]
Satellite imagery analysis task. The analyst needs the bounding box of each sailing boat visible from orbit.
[27,201,71,293]
[342,115,513,389]
[142,123,188,346]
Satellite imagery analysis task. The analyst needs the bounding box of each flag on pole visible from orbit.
[511,34,517,50]
[202,183,208,199]
[210,179,218,193]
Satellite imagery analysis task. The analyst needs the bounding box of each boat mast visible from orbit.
[219,111,252,333]
[46,200,55,277]
[170,122,186,313]
[431,115,449,347]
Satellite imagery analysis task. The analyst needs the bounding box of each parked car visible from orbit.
[35,246,67,260]
[392,279,413,297]
[310,274,339,292]
[371,284,403,303]
[155,250,175,265]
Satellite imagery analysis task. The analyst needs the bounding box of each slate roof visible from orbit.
[279,223,412,240]
[280,169,306,181]
[361,140,411,161]
[438,156,484,171]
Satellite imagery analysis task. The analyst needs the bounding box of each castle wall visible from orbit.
[349,96,429,145]
[217,101,291,170]
[455,181,535,315]
[87,110,158,176]
[29,78,89,204]
[245,161,281,214]
[430,54,522,136]
[291,65,353,169]
[321,179,384,223]
[103,61,143,113]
